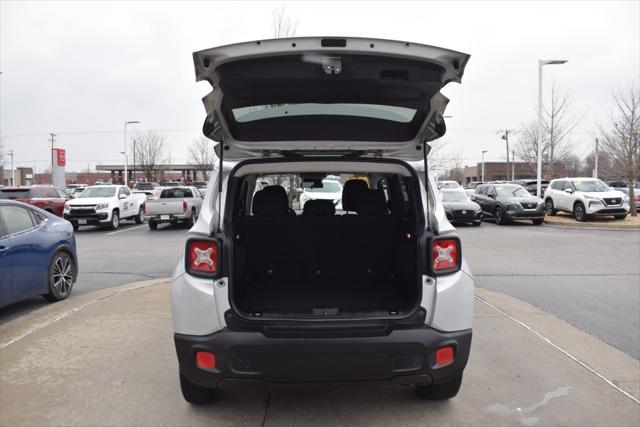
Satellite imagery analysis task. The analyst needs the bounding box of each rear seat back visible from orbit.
[237,185,403,290]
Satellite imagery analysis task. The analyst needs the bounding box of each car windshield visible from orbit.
[573,179,609,192]
[439,182,461,189]
[306,181,343,193]
[79,187,116,198]
[495,185,530,198]
[442,191,469,202]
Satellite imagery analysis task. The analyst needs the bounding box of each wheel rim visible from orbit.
[546,201,553,214]
[496,209,502,223]
[52,255,73,296]
[113,213,119,227]
[575,205,584,220]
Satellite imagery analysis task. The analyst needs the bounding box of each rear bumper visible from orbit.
[175,327,472,388]
[144,214,188,223]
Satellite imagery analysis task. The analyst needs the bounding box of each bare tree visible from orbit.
[189,137,216,181]
[563,153,583,177]
[272,5,297,38]
[515,83,581,178]
[131,131,167,181]
[598,85,640,216]
[444,152,466,184]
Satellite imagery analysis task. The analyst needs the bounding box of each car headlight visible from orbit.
[507,203,521,210]
[95,203,109,210]
[583,195,601,201]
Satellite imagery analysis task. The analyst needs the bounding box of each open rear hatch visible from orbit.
[193,37,469,160]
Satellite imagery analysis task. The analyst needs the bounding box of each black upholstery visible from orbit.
[303,200,336,216]
[356,190,387,216]
[341,179,369,212]
[252,185,289,216]
[233,185,418,313]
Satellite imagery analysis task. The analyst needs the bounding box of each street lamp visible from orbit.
[481,150,488,182]
[123,120,140,187]
[536,59,568,197]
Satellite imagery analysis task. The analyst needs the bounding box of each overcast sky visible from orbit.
[1,0,639,173]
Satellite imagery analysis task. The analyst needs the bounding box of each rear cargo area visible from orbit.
[229,168,423,318]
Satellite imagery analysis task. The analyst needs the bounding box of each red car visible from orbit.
[0,186,70,216]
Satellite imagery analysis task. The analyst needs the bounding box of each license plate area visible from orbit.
[78,219,87,224]
[161,215,170,220]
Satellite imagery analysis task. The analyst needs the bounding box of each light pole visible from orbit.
[123,121,140,186]
[537,59,568,197]
[8,149,14,186]
[481,150,488,182]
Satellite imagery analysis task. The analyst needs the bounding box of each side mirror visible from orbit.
[119,193,127,199]
[564,188,574,194]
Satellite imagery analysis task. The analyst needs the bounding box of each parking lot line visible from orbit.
[105,224,148,236]
[474,295,640,405]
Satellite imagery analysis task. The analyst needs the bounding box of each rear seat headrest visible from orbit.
[356,190,387,216]
[341,179,369,211]
[303,199,336,216]
[252,185,289,216]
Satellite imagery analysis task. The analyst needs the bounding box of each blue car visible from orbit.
[0,200,78,308]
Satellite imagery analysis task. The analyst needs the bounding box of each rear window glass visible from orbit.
[1,205,35,234]
[0,189,33,199]
[161,188,193,198]
[232,103,417,123]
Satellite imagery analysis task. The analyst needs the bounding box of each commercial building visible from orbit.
[463,161,566,184]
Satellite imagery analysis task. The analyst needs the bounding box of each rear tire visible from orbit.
[185,209,196,228]
[495,207,506,225]
[532,218,544,225]
[109,210,120,230]
[545,199,556,216]
[148,220,158,230]
[416,374,463,400]
[614,214,627,220]
[179,372,222,404]
[573,202,587,222]
[43,251,75,302]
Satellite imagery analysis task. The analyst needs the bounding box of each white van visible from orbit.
[171,37,474,403]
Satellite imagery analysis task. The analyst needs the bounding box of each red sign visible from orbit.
[55,148,66,166]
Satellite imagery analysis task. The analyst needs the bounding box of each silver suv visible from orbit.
[171,37,474,404]
[544,178,629,221]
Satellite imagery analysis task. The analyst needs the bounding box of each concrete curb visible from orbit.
[0,277,170,350]
[544,218,640,230]
[475,287,640,403]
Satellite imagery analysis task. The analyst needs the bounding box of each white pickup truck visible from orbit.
[143,186,204,230]
[63,185,146,231]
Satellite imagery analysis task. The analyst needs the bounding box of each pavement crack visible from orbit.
[261,390,271,427]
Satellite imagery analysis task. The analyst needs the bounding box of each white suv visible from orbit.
[171,37,474,404]
[544,178,629,221]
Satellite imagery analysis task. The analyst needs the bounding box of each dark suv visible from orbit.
[473,184,545,225]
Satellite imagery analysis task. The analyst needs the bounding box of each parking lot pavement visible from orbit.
[458,222,640,359]
[1,281,638,426]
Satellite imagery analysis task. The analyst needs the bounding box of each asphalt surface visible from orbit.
[1,217,639,361]
[0,221,188,324]
[458,221,640,359]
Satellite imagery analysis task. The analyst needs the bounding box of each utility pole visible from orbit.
[500,130,513,180]
[594,137,599,179]
[8,150,14,186]
[49,132,57,184]
[481,150,488,182]
[512,149,515,180]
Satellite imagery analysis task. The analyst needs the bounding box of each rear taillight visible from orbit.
[431,237,461,275]
[183,200,188,213]
[185,238,220,278]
